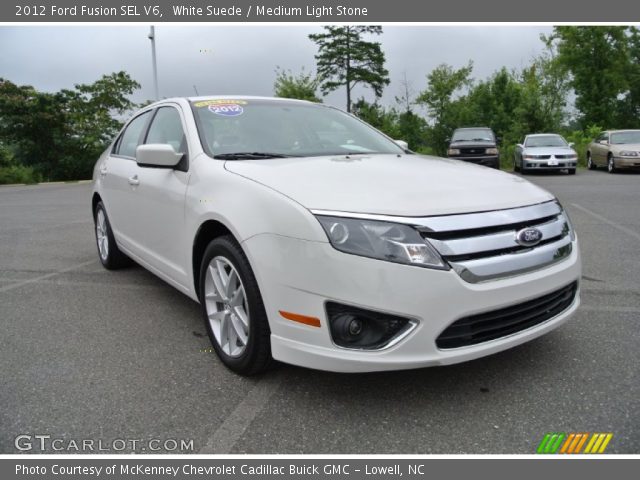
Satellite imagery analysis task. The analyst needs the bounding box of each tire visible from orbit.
[587,152,596,170]
[513,157,520,172]
[94,201,131,270]
[521,165,528,175]
[607,155,617,174]
[199,235,272,375]
[568,168,576,175]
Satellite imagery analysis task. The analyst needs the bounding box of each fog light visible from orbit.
[327,302,416,350]
[347,317,363,336]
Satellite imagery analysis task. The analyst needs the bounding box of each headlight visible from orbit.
[619,150,639,157]
[448,148,460,156]
[316,216,448,270]
[486,147,499,155]
[559,203,576,241]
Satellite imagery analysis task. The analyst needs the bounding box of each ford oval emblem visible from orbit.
[516,227,543,247]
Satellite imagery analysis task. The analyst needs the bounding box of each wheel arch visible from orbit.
[91,192,102,219]
[192,219,235,300]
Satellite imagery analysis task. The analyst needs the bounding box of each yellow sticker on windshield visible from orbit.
[194,99,247,108]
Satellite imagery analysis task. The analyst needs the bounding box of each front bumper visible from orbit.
[612,156,640,169]
[449,155,499,167]
[242,233,581,373]
[523,159,577,170]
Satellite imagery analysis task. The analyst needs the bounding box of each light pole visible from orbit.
[148,26,159,100]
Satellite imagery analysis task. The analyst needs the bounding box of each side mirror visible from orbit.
[516,143,524,149]
[599,139,608,145]
[394,140,409,150]
[568,142,575,148]
[136,144,184,168]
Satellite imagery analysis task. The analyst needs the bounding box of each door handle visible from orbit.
[128,175,140,186]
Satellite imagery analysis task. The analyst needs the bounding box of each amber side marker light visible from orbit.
[279,310,321,327]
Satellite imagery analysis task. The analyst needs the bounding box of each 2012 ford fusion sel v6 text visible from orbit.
[91,97,581,375]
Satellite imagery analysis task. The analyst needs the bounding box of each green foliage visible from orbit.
[0,72,140,181]
[547,26,633,129]
[0,164,40,184]
[273,67,321,102]
[416,62,473,155]
[352,98,400,139]
[351,98,428,152]
[564,125,602,167]
[0,144,40,184]
[309,26,390,112]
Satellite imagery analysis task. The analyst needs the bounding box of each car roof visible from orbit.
[454,127,492,130]
[606,129,640,134]
[526,133,562,137]
[153,95,315,105]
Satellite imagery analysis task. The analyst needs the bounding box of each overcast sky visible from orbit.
[0,26,552,109]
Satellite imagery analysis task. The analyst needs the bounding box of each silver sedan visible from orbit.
[514,134,578,175]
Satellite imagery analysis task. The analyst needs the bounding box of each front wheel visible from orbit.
[94,201,131,270]
[608,155,617,174]
[513,157,520,172]
[199,235,272,375]
[587,153,596,170]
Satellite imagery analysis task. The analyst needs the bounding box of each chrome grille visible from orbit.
[418,201,573,283]
[459,147,487,156]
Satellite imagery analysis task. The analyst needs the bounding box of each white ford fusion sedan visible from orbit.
[92,97,581,375]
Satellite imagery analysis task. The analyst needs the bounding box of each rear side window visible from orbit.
[145,107,188,153]
[116,111,152,158]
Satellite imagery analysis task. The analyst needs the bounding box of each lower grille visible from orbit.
[436,281,578,349]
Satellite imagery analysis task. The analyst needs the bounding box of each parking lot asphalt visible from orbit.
[1,169,639,454]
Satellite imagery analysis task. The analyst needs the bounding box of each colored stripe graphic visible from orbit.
[560,433,588,453]
[537,433,565,453]
[538,433,613,454]
[585,433,613,454]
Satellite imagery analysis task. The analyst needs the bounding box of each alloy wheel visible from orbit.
[96,209,109,261]
[204,256,250,357]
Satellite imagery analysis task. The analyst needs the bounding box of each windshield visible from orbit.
[525,135,568,148]
[191,99,405,158]
[610,131,640,144]
[451,128,494,142]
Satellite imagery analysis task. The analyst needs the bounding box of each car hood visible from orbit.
[224,154,555,217]
[523,146,576,155]
[611,143,640,152]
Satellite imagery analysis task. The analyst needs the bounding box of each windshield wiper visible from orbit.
[213,152,292,160]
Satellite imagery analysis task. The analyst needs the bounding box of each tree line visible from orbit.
[2,26,639,184]
[276,26,640,165]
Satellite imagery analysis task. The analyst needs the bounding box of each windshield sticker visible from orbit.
[194,99,247,108]
[208,103,244,117]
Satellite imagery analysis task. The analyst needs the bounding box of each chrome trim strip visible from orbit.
[449,236,573,283]
[311,200,560,232]
[429,214,569,257]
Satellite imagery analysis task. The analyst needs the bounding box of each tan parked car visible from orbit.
[587,130,640,173]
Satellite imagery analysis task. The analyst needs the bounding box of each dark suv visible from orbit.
[447,127,500,169]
